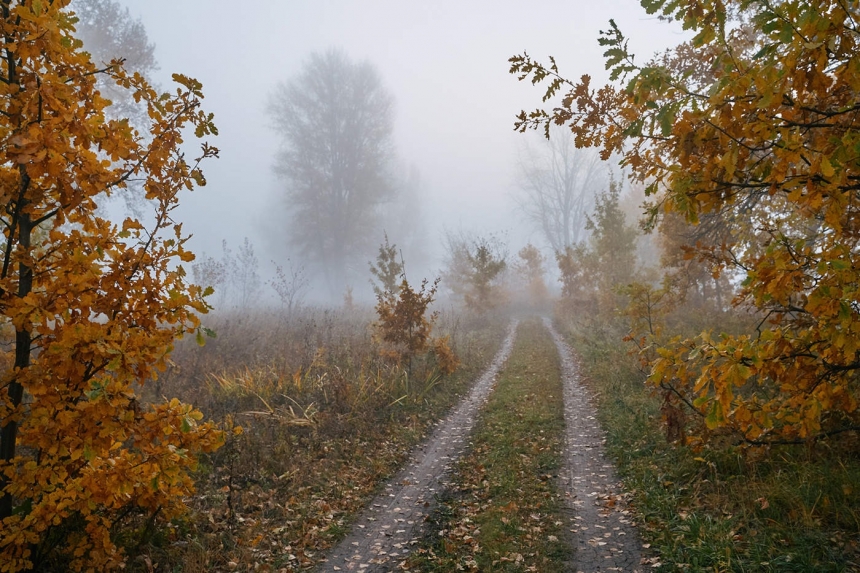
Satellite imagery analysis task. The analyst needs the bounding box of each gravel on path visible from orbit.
[544,318,648,573]
[317,321,519,572]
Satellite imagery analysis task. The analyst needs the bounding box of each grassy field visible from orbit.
[129,303,860,572]
[133,306,508,572]
[407,318,571,572]
[561,314,860,572]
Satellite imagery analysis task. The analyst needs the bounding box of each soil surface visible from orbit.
[545,318,647,572]
[318,319,648,572]
[317,321,519,572]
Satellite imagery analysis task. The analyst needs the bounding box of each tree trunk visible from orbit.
[0,209,32,520]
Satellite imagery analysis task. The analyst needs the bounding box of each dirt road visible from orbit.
[318,321,519,572]
[545,318,646,572]
[318,319,647,571]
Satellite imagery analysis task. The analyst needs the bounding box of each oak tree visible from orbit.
[375,276,439,375]
[372,236,457,377]
[657,210,733,313]
[512,0,860,443]
[0,1,221,570]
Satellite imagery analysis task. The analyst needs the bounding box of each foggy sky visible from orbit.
[116,0,686,278]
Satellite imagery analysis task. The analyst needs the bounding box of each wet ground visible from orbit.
[318,322,519,571]
[318,319,648,572]
[545,318,646,573]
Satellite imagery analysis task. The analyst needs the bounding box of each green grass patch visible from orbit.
[408,318,571,572]
[564,316,860,572]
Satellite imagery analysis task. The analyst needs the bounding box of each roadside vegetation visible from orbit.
[407,318,570,572]
[512,1,860,570]
[6,2,860,572]
[132,306,506,571]
[543,170,860,570]
[528,128,860,571]
[558,310,860,571]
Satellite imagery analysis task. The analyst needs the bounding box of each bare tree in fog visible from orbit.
[72,0,157,127]
[232,238,262,308]
[192,239,262,310]
[516,129,608,252]
[270,259,309,316]
[72,0,159,218]
[192,253,226,303]
[269,49,396,296]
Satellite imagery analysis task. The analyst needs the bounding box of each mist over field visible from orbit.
[111,0,685,305]
[4,2,859,571]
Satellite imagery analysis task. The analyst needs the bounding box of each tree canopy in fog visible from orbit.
[71,0,157,127]
[515,129,608,253]
[71,0,159,218]
[269,49,396,295]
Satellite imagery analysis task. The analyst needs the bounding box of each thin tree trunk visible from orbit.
[0,208,32,520]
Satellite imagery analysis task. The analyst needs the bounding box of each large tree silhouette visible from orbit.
[269,49,395,295]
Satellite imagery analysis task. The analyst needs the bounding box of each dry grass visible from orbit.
[131,305,507,572]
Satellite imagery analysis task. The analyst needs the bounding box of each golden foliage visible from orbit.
[431,335,459,376]
[0,2,221,570]
[374,278,459,380]
[373,236,457,377]
[374,277,440,371]
[513,0,860,443]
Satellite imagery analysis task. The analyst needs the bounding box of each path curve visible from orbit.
[317,321,519,572]
[544,318,647,573]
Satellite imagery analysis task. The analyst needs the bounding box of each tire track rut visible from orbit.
[318,321,518,572]
[545,318,647,572]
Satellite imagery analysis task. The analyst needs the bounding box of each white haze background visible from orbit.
[115,0,686,300]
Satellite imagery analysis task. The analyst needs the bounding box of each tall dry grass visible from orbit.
[134,304,508,571]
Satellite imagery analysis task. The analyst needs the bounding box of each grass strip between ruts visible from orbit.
[406,318,572,572]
